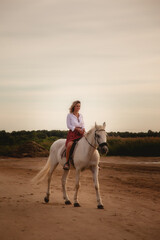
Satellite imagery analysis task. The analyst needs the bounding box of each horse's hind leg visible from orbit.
[44,162,58,203]
[74,169,81,207]
[62,170,71,205]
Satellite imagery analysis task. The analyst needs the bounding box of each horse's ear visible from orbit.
[103,122,106,129]
[95,122,98,129]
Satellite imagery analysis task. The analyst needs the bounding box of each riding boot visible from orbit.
[63,161,70,170]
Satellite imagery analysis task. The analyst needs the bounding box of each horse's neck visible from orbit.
[85,128,97,148]
[74,128,97,160]
[87,129,95,143]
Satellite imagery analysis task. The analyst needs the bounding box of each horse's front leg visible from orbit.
[91,166,104,209]
[74,169,81,207]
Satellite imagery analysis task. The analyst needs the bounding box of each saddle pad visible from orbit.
[61,139,80,163]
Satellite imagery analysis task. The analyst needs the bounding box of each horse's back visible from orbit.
[50,138,66,152]
[50,138,65,146]
[49,139,66,164]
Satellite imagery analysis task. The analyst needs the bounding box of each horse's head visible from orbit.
[95,122,109,155]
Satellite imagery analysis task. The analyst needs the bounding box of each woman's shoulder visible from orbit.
[67,113,73,118]
[67,112,83,118]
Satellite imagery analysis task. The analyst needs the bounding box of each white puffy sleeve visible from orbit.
[66,114,75,131]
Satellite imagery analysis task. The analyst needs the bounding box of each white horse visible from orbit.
[32,122,108,209]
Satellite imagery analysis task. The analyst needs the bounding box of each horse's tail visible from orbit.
[32,156,51,184]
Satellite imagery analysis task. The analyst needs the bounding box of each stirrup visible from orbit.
[63,162,70,170]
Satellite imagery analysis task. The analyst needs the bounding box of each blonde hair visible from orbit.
[69,100,81,113]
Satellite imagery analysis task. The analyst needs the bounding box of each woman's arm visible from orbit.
[66,114,75,131]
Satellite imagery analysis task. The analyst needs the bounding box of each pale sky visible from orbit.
[0,0,160,132]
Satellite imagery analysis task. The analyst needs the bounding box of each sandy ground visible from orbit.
[0,156,160,240]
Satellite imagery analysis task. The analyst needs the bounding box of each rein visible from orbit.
[84,129,107,150]
[84,135,97,149]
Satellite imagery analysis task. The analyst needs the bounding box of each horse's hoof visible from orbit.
[65,200,72,205]
[97,204,104,209]
[74,203,81,207]
[44,197,49,203]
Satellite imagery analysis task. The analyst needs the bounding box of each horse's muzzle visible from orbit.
[98,142,109,154]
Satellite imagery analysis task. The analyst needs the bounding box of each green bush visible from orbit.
[108,137,160,156]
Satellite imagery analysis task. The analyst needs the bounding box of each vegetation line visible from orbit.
[0,130,160,157]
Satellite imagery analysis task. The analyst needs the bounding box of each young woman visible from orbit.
[63,100,85,170]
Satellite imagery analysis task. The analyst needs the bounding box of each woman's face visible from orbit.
[74,103,81,112]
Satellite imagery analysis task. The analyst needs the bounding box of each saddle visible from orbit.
[61,139,80,167]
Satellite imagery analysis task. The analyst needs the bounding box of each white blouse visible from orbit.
[66,113,85,132]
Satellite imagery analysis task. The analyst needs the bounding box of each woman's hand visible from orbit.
[76,127,85,135]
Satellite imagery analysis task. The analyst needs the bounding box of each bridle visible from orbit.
[85,129,108,150]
